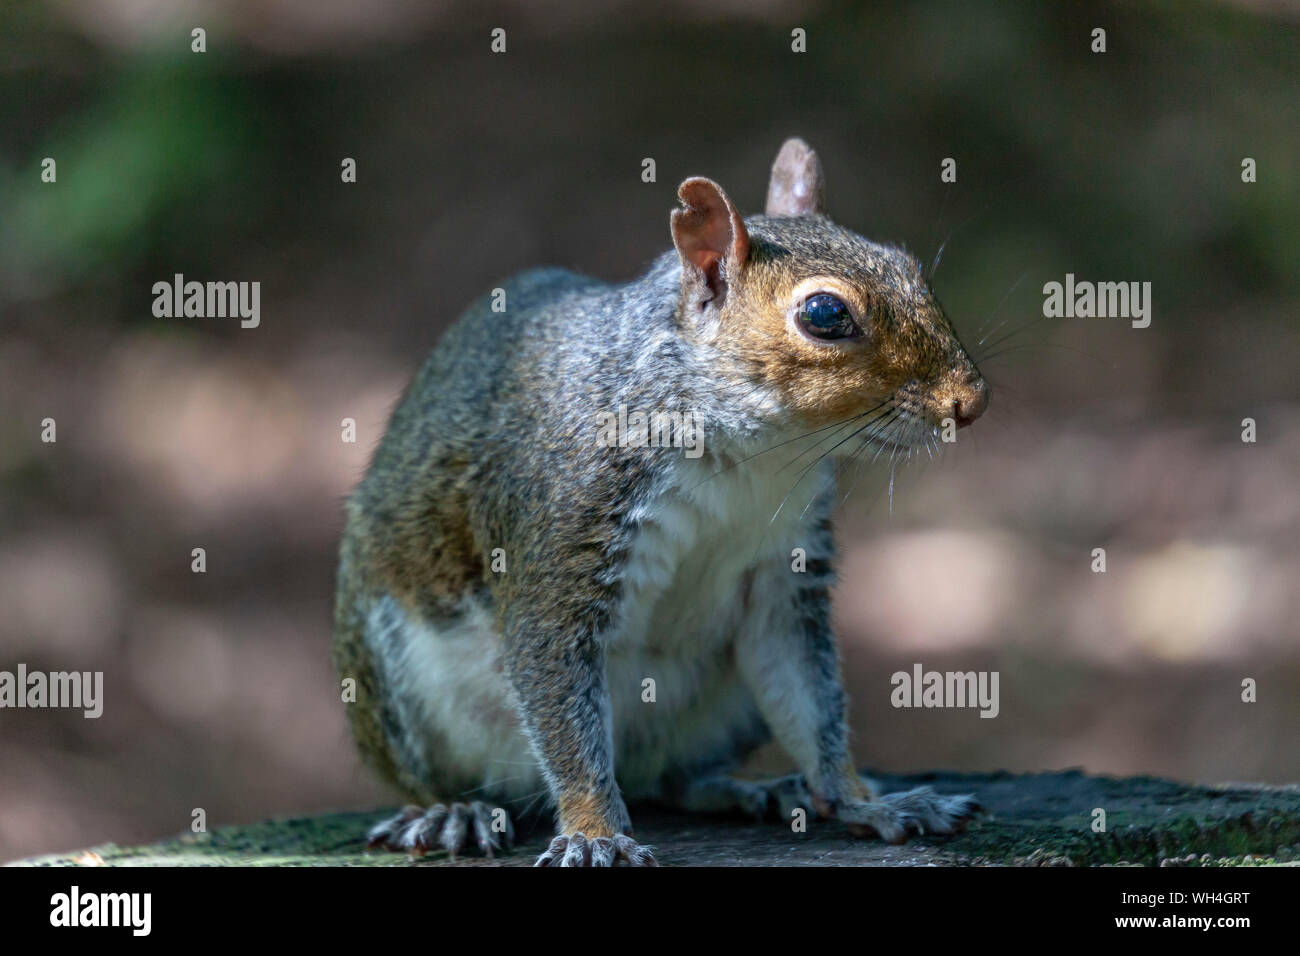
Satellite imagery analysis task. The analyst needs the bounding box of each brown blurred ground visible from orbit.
[2,0,1298,861]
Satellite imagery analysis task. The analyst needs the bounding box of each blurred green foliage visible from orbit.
[3,59,257,296]
[0,0,1296,332]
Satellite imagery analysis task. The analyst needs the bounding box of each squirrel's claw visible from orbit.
[366,804,422,848]
[839,786,983,843]
[366,801,515,860]
[534,832,657,867]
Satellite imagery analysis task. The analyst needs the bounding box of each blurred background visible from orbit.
[2,0,1298,861]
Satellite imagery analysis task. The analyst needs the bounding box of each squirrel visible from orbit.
[333,138,990,866]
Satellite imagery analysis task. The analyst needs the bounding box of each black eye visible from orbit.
[798,293,860,340]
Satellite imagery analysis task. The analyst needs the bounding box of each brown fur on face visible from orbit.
[668,141,988,441]
[719,214,988,434]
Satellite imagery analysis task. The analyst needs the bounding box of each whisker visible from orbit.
[458,773,532,798]
[973,270,1030,340]
[835,416,900,506]
[686,398,892,491]
[801,407,904,519]
[887,450,898,514]
[509,787,555,819]
[926,187,953,280]
[755,403,898,559]
[926,202,988,282]
[774,405,889,476]
[977,341,1113,367]
[974,310,1059,358]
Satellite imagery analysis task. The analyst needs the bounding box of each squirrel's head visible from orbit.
[670,138,988,448]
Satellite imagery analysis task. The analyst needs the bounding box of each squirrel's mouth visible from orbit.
[841,376,987,455]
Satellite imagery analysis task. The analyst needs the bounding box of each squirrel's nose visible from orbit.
[950,378,989,428]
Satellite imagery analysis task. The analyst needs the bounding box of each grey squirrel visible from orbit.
[332,138,989,866]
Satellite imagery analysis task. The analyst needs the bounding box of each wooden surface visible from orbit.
[14,770,1300,867]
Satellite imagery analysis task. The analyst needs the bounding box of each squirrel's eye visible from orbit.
[798,293,860,340]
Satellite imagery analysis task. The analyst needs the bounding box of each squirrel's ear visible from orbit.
[671,176,750,312]
[765,137,825,217]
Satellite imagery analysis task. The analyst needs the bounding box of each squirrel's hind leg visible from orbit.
[665,772,982,839]
[663,772,811,823]
[366,801,515,860]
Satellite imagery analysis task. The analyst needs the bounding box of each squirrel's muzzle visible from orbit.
[949,377,989,428]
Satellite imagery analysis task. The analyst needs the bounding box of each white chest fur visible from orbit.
[601,450,832,791]
[611,450,828,655]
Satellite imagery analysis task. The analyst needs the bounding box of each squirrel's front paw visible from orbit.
[534,832,658,867]
[838,786,982,844]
